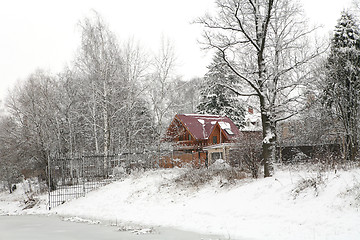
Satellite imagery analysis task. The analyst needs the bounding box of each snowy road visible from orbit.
[0,215,225,240]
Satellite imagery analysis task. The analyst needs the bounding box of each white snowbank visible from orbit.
[1,168,360,240]
[209,159,231,170]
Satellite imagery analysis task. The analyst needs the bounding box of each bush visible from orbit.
[292,172,326,199]
[173,166,247,188]
[229,132,262,178]
[341,182,360,208]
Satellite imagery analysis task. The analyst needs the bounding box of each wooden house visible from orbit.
[161,114,241,168]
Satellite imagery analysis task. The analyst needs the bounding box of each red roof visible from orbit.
[174,114,240,140]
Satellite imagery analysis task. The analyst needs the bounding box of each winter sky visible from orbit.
[0,0,355,104]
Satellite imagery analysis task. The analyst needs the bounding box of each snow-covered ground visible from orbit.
[1,166,360,240]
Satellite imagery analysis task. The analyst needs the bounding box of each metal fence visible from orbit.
[47,154,151,209]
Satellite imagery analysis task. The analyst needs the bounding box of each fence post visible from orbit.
[82,156,86,197]
[47,155,51,210]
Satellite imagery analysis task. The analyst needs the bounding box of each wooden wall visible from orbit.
[160,152,207,168]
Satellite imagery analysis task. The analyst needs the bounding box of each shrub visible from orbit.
[173,166,247,188]
[229,132,262,178]
[341,183,360,208]
[292,173,326,199]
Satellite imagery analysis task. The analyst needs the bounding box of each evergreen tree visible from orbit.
[323,11,360,161]
[197,51,245,128]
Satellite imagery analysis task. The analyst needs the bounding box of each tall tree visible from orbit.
[196,0,322,177]
[0,116,23,193]
[170,77,202,115]
[323,11,360,161]
[5,70,60,188]
[197,50,245,128]
[146,37,178,165]
[75,12,124,172]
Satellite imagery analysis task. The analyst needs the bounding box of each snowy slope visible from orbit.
[1,167,360,240]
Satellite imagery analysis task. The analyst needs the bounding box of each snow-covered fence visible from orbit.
[47,153,152,209]
[47,155,123,209]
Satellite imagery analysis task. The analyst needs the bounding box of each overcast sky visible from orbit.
[0,0,355,103]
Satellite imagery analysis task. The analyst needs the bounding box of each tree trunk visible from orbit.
[103,81,110,175]
[260,98,276,177]
[91,83,99,154]
[258,46,276,177]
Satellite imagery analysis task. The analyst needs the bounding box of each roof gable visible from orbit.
[173,114,240,140]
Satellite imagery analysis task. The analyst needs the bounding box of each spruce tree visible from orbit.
[197,51,245,128]
[324,11,360,161]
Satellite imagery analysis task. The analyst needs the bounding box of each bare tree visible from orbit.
[75,13,156,168]
[115,40,154,158]
[196,0,323,176]
[75,12,124,172]
[5,70,60,188]
[146,37,178,164]
[230,131,262,178]
[0,116,23,193]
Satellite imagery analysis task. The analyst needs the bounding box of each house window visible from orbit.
[189,135,191,141]
[213,136,217,144]
[179,135,183,141]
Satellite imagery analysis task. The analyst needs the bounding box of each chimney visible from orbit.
[248,107,254,114]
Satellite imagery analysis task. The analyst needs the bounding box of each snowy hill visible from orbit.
[1,167,360,240]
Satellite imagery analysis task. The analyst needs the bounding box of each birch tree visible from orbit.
[75,12,124,172]
[75,13,156,167]
[196,0,322,176]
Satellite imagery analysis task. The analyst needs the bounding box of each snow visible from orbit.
[197,119,205,124]
[208,159,231,170]
[263,131,275,144]
[242,112,262,131]
[218,121,230,129]
[1,167,360,239]
[183,114,221,117]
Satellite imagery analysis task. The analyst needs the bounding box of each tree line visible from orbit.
[1,1,360,191]
[0,12,201,190]
[196,0,360,176]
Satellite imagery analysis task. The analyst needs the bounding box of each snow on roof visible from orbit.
[218,121,231,130]
[175,114,240,140]
[183,113,221,117]
[245,112,261,122]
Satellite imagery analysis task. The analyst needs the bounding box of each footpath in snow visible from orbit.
[1,166,360,240]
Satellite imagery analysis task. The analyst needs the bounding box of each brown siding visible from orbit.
[160,152,206,168]
[208,124,227,145]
